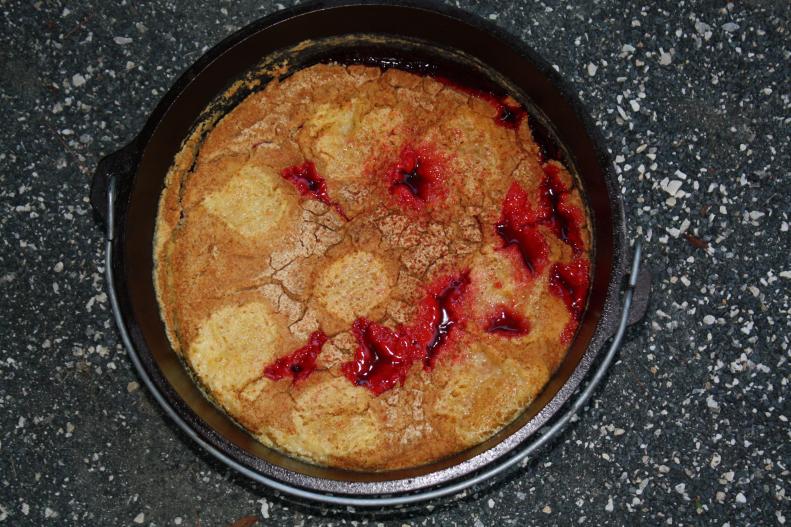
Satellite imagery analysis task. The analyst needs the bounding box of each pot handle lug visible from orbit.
[90,139,140,229]
[627,266,651,326]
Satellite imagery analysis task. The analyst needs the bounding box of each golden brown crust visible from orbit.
[154,63,592,470]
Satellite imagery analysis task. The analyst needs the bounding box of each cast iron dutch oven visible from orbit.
[90,1,650,506]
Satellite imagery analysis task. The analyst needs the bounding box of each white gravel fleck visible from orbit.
[703,315,717,325]
[661,179,683,196]
[114,36,133,45]
[258,499,270,519]
[735,492,746,504]
[722,22,740,32]
[605,496,614,512]
[658,48,672,65]
[587,63,598,76]
[133,512,144,524]
[695,21,711,35]
[71,73,86,87]
[636,478,650,494]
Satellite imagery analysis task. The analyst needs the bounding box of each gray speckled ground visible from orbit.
[1,0,789,525]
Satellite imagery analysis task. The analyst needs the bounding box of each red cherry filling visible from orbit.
[281,161,347,219]
[496,182,549,275]
[496,167,586,276]
[342,319,415,396]
[500,179,545,229]
[263,330,328,383]
[386,145,446,209]
[548,258,591,343]
[485,306,530,337]
[496,221,549,276]
[436,77,526,129]
[416,271,471,369]
[540,164,585,254]
[342,271,471,394]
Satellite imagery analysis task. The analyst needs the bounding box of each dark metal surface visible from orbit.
[91,0,646,502]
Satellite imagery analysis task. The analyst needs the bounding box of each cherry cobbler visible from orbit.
[154,63,592,470]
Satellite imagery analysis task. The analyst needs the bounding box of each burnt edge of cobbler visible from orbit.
[95,0,631,498]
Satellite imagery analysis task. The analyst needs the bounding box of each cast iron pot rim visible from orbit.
[96,0,634,503]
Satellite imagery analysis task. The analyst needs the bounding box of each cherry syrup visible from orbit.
[496,167,586,276]
[417,271,471,369]
[496,182,549,276]
[342,271,471,394]
[436,77,527,129]
[548,258,591,343]
[485,306,530,337]
[281,161,347,219]
[386,145,446,209]
[540,164,585,254]
[263,331,328,383]
[342,319,415,395]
